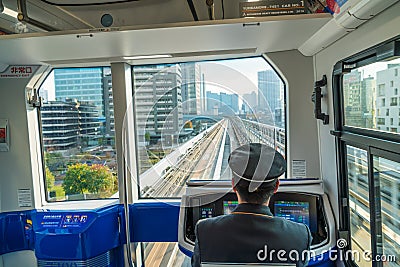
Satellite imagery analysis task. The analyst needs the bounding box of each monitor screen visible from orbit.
[223,200,239,215]
[274,201,310,227]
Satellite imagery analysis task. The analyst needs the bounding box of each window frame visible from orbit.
[333,35,400,267]
[37,66,119,204]
[130,56,288,200]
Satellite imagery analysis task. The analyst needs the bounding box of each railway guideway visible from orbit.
[145,119,226,198]
[142,117,287,267]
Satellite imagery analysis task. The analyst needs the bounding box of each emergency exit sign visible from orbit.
[240,0,307,17]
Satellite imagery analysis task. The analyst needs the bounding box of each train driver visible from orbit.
[191,143,312,267]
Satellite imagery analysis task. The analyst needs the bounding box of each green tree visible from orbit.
[62,163,117,196]
[63,163,92,195]
[45,167,55,190]
[88,164,114,193]
[45,152,64,172]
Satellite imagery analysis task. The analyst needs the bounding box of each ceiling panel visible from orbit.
[0,14,331,66]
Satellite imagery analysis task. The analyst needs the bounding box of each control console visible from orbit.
[178,179,336,260]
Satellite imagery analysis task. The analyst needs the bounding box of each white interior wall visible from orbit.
[267,50,321,179]
[0,76,36,212]
[0,73,38,267]
[314,1,400,222]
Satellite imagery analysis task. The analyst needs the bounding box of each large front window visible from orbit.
[131,57,287,198]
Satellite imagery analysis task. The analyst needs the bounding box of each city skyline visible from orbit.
[40,59,265,102]
[38,58,286,153]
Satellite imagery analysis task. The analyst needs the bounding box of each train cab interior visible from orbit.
[0,0,399,267]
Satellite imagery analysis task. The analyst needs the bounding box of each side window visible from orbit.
[39,67,118,202]
[334,37,400,267]
[346,146,372,267]
[343,61,400,133]
[132,57,287,199]
[374,156,400,262]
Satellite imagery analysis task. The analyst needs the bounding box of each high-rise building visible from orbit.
[201,73,206,113]
[242,91,257,113]
[231,93,239,114]
[220,92,238,114]
[206,91,220,114]
[181,63,201,115]
[54,68,105,118]
[376,64,400,133]
[133,64,183,144]
[41,100,100,153]
[343,71,364,127]
[258,70,281,111]
[361,76,376,128]
[102,74,115,136]
[206,91,238,115]
[41,89,49,103]
[258,70,283,124]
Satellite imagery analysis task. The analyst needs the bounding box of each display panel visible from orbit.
[185,192,323,246]
[223,200,239,215]
[270,193,318,232]
[274,201,310,227]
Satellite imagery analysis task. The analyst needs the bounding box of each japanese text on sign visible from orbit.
[0,65,38,78]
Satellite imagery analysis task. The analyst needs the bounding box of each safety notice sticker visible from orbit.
[18,189,32,207]
[292,159,307,178]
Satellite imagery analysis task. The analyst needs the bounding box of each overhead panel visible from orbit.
[39,0,141,4]
[0,14,331,65]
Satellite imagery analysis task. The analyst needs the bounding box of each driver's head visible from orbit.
[228,143,286,205]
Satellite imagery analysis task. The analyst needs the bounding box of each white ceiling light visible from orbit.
[2,7,18,18]
[123,54,172,60]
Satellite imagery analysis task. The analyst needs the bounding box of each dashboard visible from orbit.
[183,192,325,246]
[179,179,335,255]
